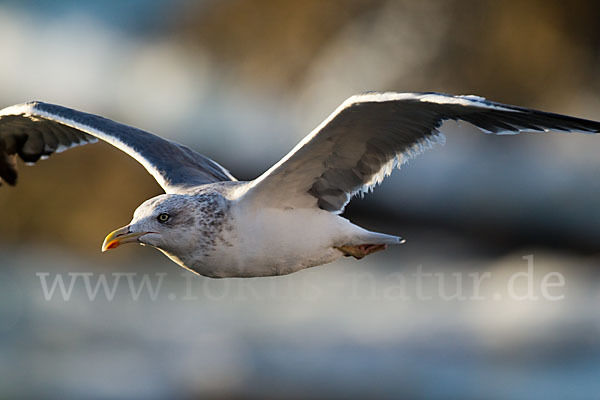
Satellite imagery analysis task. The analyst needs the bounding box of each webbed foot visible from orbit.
[335,244,387,259]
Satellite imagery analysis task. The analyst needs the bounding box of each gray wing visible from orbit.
[0,101,235,191]
[246,92,600,213]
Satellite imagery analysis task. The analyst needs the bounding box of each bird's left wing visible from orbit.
[0,101,235,192]
[245,92,600,213]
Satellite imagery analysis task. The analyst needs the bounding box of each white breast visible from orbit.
[206,205,353,277]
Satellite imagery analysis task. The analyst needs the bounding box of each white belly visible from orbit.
[199,207,355,277]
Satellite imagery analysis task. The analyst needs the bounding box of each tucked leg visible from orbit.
[335,244,387,259]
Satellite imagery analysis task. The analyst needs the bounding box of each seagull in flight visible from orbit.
[1,93,598,277]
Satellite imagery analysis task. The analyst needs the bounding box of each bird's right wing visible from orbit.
[0,101,236,192]
[245,92,600,213]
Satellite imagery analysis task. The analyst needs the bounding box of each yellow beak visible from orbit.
[101,226,146,252]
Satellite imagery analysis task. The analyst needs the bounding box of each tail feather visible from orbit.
[360,230,405,245]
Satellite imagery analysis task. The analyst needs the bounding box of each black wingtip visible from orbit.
[0,153,18,187]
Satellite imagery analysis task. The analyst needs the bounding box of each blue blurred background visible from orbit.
[1,1,599,399]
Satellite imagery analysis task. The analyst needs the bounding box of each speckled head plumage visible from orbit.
[101,191,231,267]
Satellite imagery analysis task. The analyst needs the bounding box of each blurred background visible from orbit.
[1,0,600,398]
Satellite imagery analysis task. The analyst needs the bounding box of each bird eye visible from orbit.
[157,213,170,223]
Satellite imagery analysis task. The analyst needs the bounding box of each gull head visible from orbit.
[101,194,201,255]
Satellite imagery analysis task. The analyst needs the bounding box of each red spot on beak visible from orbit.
[104,240,120,250]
